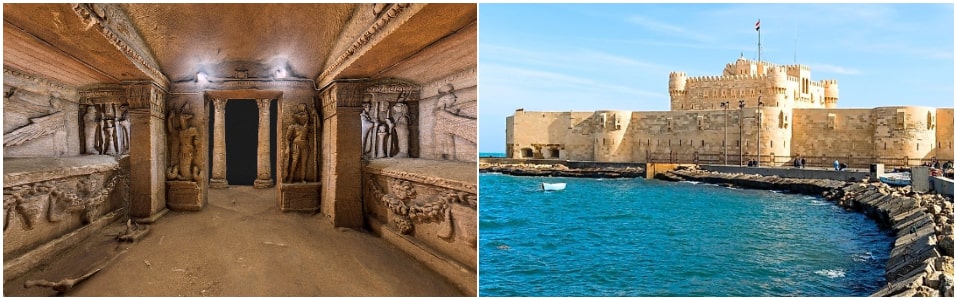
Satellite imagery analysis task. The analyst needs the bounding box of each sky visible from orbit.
[478,3,955,153]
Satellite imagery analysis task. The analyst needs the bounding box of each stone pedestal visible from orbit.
[279,182,320,212]
[254,179,274,189]
[166,181,204,211]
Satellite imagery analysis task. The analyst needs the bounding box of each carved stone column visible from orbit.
[254,98,274,188]
[320,82,364,228]
[209,98,228,188]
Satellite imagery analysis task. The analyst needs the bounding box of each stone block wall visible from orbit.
[871,106,939,160]
[791,108,875,161]
[3,156,128,281]
[506,111,595,160]
[935,108,954,160]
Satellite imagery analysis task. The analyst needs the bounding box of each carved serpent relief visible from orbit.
[3,173,126,232]
[367,176,476,243]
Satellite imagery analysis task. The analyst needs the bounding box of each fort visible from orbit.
[506,55,954,168]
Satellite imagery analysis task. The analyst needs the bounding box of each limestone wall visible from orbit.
[593,110,633,162]
[3,67,81,158]
[935,108,954,160]
[871,106,939,161]
[791,108,875,164]
[628,109,744,163]
[506,111,595,160]
[3,156,129,281]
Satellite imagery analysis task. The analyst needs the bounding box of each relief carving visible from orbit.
[166,103,201,181]
[3,88,66,148]
[368,176,476,244]
[283,103,315,183]
[4,173,125,232]
[361,80,419,160]
[433,84,476,160]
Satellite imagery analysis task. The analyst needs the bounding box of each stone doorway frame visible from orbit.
[205,90,283,189]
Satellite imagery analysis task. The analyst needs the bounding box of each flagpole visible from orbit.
[757,19,761,63]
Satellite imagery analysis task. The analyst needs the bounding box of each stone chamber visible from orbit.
[3,3,477,296]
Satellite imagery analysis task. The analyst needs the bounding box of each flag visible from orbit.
[755,19,760,31]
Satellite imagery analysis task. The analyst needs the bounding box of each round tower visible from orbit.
[593,110,633,162]
[669,72,687,94]
[766,66,788,107]
[823,80,839,108]
[669,72,687,109]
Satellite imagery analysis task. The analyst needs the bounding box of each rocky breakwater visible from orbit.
[657,167,955,297]
[829,183,954,297]
[479,162,643,178]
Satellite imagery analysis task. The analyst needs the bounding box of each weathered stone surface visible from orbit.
[279,182,320,212]
[166,181,203,211]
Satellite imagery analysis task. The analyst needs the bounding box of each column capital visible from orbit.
[212,98,227,109]
[256,98,271,113]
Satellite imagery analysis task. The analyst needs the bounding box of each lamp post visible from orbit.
[720,101,730,165]
[755,98,764,167]
[738,99,745,166]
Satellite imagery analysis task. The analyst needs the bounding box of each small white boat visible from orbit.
[879,172,912,186]
[541,182,566,191]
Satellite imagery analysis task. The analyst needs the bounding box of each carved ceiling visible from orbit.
[3,3,476,89]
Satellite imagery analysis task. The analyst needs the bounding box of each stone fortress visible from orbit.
[4,3,476,296]
[507,55,954,167]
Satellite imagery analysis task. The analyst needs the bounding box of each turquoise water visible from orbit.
[480,152,507,158]
[479,173,893,296]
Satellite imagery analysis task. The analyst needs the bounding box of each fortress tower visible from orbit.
[669,56,837,111]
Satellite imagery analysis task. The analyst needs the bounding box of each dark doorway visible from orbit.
[208,99,278,185]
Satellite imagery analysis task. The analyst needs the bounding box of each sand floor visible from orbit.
[3,186,464,296]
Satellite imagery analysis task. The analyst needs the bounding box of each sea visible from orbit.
[478,158,893,297]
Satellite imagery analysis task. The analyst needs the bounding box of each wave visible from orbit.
[852,252,874,262]
[814,269,846,278]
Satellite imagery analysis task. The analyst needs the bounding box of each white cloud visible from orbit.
[808,63,862,75]
[626,14,715,43]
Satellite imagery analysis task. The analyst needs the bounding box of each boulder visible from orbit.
[940,274,954,297]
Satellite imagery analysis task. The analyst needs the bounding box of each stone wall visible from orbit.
[791,108,875,160]
[3,156,129,281]
[871,106,939,160]
[508,106,952,167]
[3,67,81,158]
[362,159,476,295]
[935,108,954,160]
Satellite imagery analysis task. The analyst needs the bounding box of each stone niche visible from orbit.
[3,156,129,281]
[363,159,476,295]
[360,79,421,161]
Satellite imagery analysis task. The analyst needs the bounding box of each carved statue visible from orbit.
[392,102,410,158]
[117,104,130,154]
[166,103,201,181]
[83,106,100,154]
[360,100,375,158]
[284,103,311,183]
[433,84,476,160]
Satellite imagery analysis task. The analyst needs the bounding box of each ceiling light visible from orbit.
[197,72,208,83]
